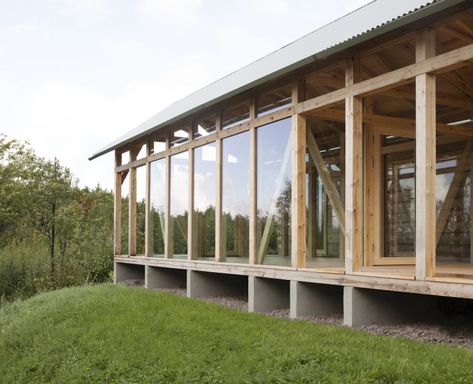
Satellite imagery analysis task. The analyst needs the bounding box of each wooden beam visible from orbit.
[306,128,345,234]
[164,145,172,258]
[291,113,306,268]
[306,108,473,138]
[296,42,473,115]
[215,119,224,262]
[416,28,436,280]
[345,57,363,274]
[128,149,138,256]
[188,128,195,260]
[114,152,122,256]
[249,124,257,265]
[145,143,153,258]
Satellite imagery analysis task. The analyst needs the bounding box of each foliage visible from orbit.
[0,134,113,302]
[1,284,473,383]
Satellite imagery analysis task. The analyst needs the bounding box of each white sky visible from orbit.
[0,0,371,191]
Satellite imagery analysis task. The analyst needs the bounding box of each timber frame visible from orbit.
[103,1,473,324]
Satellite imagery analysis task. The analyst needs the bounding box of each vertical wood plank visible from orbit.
[345,57,363,274]
[145,143,152,257]
[415,28,436,280]
[114,151,122,256]
[164,136,172,258]
[249,125,257,265]
[128,149,138,256]
[188,126,195,260]
[215,114,224,262]
[291,113,307,268]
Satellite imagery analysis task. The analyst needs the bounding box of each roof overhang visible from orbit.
[89,0,467,161]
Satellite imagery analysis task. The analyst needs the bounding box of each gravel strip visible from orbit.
[148,288,473,348]
[200,296,248,310]
[122,279,145,287]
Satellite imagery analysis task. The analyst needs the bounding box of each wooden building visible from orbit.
[90,0,473,326]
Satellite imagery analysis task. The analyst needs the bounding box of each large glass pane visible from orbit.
[150,159,166,257]
[170,152,188,258]
[193,143,216,260]
[383,147,416,257]
[436,138,473,273]
[136,166,146,255]
[120,171,129,255]
[305,119,345,268]
[222,132,250,263]
[256,118,292,266]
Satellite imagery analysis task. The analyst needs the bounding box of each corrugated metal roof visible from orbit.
[90,0,465,160]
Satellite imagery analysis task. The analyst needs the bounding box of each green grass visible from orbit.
[0,285,472,384]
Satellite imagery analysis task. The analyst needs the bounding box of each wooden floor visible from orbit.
[359,264,473,280]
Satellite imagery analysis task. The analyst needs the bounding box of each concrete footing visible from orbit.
[114,262,145,284]
[290,281,343,319]
[145,266,186,289]
[187,270,248,299]
[114,261,458,327]
[249,276,289,313]
[343,286,444,327]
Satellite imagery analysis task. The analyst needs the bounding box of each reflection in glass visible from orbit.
[256,86,292,117]
[222,132,250,263]
[170,152,189,258]
[194,115,217,139]
[193,143,216,260]
[136,166,146,255]
[436,139,472,266]
[256,118,292,266]
[120,171,129,255]
[383,148,416,257]
[170,127,189,147]
[305,119,345,268]
[222,102,250,129]
[150,159,166,257]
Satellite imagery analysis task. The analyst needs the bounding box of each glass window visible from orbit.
[150,159,166,257]
[305,119,345,268]
[257,86,292,117]
[153,140,166,154]
[170,152,189,258]
[222,132,250,263]
[194,115,217,139]
[436,139,472,267]
[222,102,250,129]
[383,147,416,257]
[256,118,292,266]
[136,166,146,255]
[193,143,217,260]
[170,127,190,147]
[120,171,129,255]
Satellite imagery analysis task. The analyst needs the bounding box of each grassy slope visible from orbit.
[0,285,472,384]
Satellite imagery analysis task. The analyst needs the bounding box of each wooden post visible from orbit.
[215,114,224,262]
[114,151,122,256]
[145,143,153,258]
[291,113,307,268]
[164,137,172,258]
[188,126,195,260]
[415,28,436,280]
[128,149,138,256]
[249,100,257,264]
[345,57,363,274]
